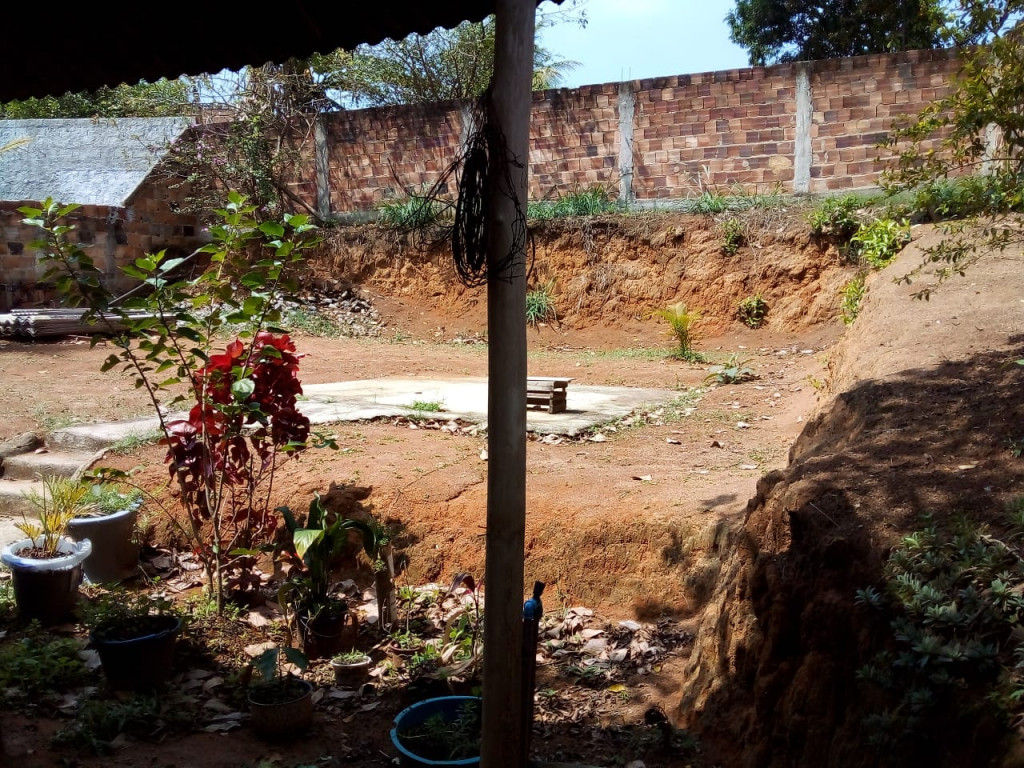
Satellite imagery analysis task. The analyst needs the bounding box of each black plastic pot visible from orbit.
[92,614,181,690]
[67,506,139,584]
[0,537,91,625]
[248,678,314,739]
[299,610,349,660]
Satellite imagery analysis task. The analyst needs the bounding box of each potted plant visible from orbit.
[330,649,373,687]
[278,493,377,659]
[247,645,313,739]
[391,695,482,767]
[67,483,142,584]
[87,590,182,690]
[1,475,93,624]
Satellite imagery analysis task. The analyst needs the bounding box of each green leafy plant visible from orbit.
[248,644,311,706]
[687,190,728,215]
[277,493,377,626]
[525,279,558,327]
[23,193,322,613]
[332,649,370,665]
[655,302,704,362]
[375,194,448,231]
[851,217,911,268]
[397,698,481,761]
[53,694,199,755]
[0,626,91,700]
[17,475,95,556]
[285,307,347,338]
[527,185,617,220]
[85,590,181,643]
[737,294,769,328]
[808,194,862,240]
[409,400,444,413]
[704,354,756,385]
[840,273,867,325]
[721,217,744,255]
[856,511,1024,753]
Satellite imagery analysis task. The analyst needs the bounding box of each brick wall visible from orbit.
[310,48,962,214]
[0,173,204,310]
[808,48,958,192]
[632,65,800,199]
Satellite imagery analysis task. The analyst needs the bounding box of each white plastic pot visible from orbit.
[1,536,92,624]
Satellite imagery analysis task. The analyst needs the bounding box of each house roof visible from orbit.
[3,2,553,102]
[0,118,192,207]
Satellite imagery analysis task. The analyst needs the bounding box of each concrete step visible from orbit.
[48,417,162,453]
[2,450,98,481]
[0,478,44,521]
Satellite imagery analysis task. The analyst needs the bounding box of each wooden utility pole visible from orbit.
[481,0,535,766]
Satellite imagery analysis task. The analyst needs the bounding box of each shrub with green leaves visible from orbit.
[851,217,911,268]
[527,185,617,220]
[0,629,92,699]
[704,354,755,385]
[808,195,862,240]
[855,508,1024,754]
[376,195,447,231]
[737,294,768,328]
[721,217,744,255]
[525,280,557,327]
[655,302,703,362]
[840,274,866,325]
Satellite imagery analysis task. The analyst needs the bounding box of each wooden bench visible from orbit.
[526,377,572,414]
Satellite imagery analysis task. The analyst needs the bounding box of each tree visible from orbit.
[726,0,945,66]
[883,0,1024,297]
[1,79,191,119]
[328,6,584,108]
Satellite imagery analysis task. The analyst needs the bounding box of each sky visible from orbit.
[538,0,750,89]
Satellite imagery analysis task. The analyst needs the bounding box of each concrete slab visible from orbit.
[50,418,162,452]
[0,478,43,520]
[301,377,679,437]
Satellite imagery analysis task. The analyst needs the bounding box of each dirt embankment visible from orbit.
[675,229,1024,768]
[305,211,850,335]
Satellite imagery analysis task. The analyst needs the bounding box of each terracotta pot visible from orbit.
[248,678,314,739]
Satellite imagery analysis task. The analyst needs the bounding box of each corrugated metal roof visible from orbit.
[3,2,554,102]
[0,118,191,206]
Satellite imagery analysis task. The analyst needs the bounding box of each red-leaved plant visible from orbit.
[21,192,325,611]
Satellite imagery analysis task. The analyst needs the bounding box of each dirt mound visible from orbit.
[305,211,849,335]
[675,228,1024,767]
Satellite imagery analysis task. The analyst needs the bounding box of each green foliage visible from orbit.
[107,430,162,456]
[840,274,867,324]
[398,699,481,761]
[808,195,863,240]
[525,280,558,327]
[336,6,583,107]
[721,218,744,255]
[409,400,443,413]
[655,302,704,362]
[527,186,617,220]
[737,294,769,328]
[1,79,189,119]
[24,193,321,612]
[284,308,347,338]
[254,645,309,684]
[686,191,728,215]
[884,1,1024,297]
[727,0,945,66]
[0,627,91,699]
[704,354,756,385]
[851,218,911,268]
[375,194,448,231]
[53,694,199,755]
[18,475,95,554]
[856,511,1024,751]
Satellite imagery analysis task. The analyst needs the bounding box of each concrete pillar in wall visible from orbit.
[982,123,1003,176]
[315,114,331,220]
[793,63,812,194]
[617,81,636,205]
